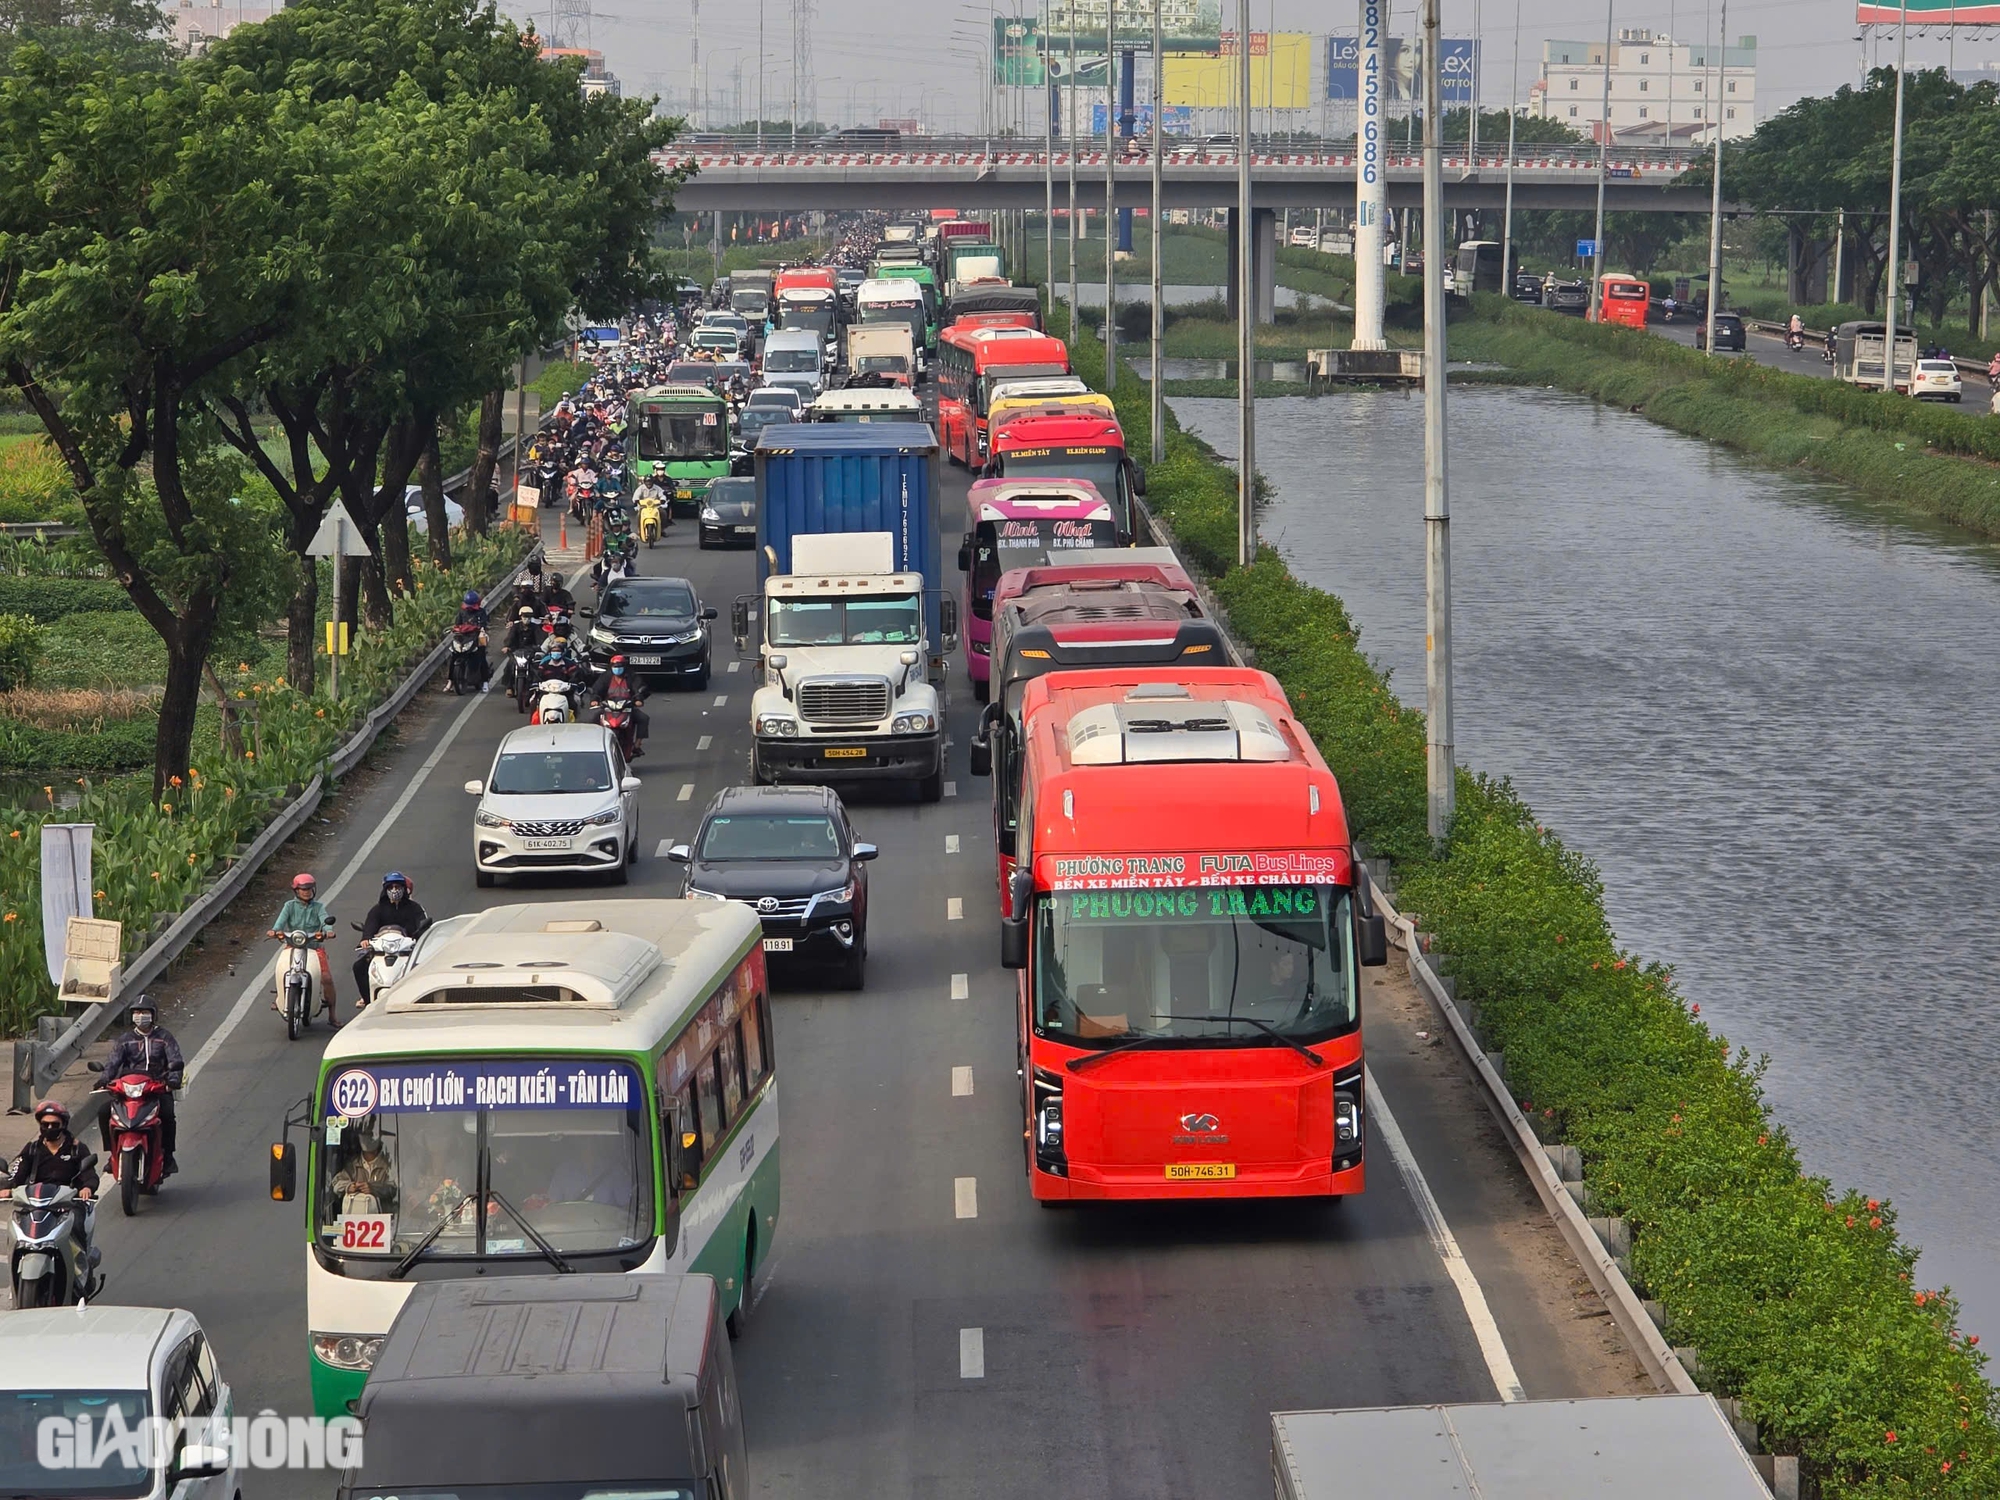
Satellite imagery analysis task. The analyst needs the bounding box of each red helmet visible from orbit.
[609,654,628,668]
[33,1100,69,1127]
[291,873,317,893]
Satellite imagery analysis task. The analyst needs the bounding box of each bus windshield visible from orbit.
[971,515,1118,611]
[781,306,834,338]
[316,1058,654,1262]
[996,449,1124,510]
[980,367,1069,407]
[638,409,727,460]
[768,594,923,645]
[1034,885,1356,1045]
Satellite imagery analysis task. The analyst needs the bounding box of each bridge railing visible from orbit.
[658,133,1711,176]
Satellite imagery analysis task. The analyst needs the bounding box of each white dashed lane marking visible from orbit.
[954,1177,978,1219]
[947,898,963,921]
[960,1328,985,1379]
[712,695,729,708]
[950,973,969,1000]
[655,839,676,859]
[677,783,695,802]
[952,1066,973,1096]
[726,660,740,673]
[944,780,958,798]
[945,834,960,854]
[697,735,713,751]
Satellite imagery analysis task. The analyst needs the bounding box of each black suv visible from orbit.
[670,786,877,988]
[583,575,716,688]
[1693,312,1747,352]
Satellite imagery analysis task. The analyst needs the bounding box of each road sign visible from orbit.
[306,500,372,558]
[1576,238,1599,258]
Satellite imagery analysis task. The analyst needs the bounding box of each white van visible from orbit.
[760,328,826,401]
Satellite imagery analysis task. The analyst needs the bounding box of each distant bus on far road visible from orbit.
[1835,320,1919,391]
[1591,273,1651,329]
[273,899,778,1419]
[1453,240,1506,295]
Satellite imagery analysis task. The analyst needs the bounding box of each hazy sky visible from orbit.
[525,0,2000,132]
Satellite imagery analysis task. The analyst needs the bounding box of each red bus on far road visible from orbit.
[1000,667,1388,1202]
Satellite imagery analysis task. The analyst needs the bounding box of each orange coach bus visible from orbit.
[999,667,1388,1202]
[935,328,1072,469]
[1592,274,1651,328]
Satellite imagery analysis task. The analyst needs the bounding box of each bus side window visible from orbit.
[696,1053,726,1156]
[673,1082,702,1188]
[717,1024,744,1121]
[741,996,770,1093]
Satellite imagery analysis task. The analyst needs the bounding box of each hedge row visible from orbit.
[0,576,133,621]
[1053,303,2000,1496]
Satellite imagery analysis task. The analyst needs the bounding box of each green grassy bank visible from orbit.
[1050,300,2000,1496]
[1452,301,2000,541]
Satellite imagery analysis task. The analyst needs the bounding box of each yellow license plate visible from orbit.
[824,747,867,759]
[1165,1163,1236,1180]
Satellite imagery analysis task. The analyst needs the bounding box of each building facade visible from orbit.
[171,0,281,54]
[1528,29,1756,144]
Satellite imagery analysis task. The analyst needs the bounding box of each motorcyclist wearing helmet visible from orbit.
[542,572,576,614]
[353,873,432,1008]
[3,1101,98,1200]
[454,590,491,693]
[587,654,650,755]
[502,606,542,691]
[96,996,184,1174]
[270,872,340,1024]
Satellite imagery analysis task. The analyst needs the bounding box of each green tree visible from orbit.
[0,0,168,71]
[0,49,317,794]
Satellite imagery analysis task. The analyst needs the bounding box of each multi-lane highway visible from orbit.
[31,451,1647,1496]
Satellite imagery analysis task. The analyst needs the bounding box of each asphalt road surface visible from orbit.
[28,454,1643,1497]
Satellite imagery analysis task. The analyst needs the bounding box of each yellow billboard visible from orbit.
[1162,32,1312,108]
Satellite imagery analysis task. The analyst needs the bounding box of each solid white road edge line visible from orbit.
[183,690,490,1089]
[959,1327,985,1379]
[1365,1064,1527,1402]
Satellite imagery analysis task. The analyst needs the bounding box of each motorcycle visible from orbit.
[275,929,326,1041]
[502,639,535,708]
[533,675,579,725]
[612,530,639,571]
[7,1181,100,1306]
[355,923,418,1008]
[1786,330,1805,352]
[595,698,643,760]
[93,1069,172,1216]
[637,495,664,547]
[447,622,488,695]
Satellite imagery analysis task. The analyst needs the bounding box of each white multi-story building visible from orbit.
[1528,29,1756,145]
[171,0,281,54]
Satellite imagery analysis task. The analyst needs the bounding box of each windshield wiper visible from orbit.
[388,1208,458,1278]
[1065,1033,1184,1072]
[484,1185,574,1273]
[1163,1012,1324,1066]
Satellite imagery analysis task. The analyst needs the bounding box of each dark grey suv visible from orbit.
[669,785,877,988]
[583,575,716,688]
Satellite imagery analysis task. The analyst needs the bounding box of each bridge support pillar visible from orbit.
[1225,207,1278,326]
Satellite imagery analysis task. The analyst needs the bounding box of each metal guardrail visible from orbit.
[1739,316,1996,388]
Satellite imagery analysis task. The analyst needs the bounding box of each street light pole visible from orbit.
[1104,0,1117,386]
[1236,0,1254,568]
[1702,0,1726,358]
[1883,0,1908,390]
[1588,0,1613,320]
[1502,0,1520,286]
[1045,17,1056,309]
[1421,0,1454,841]
[1150,0,1165,463]
[757,0,764,147]
[1067,0,1078,333]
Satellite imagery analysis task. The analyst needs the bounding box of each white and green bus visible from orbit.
[270,900,779,1417]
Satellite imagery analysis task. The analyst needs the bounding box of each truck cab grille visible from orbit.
[797,678,891,724]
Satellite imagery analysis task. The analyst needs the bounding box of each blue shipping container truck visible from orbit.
[754,422,948,674]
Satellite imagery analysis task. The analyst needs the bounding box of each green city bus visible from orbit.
[273,899,779,1417]
[633,382,732,512]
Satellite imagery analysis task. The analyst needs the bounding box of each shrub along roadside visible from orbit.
[1051,302,2000,1495]
[0,530,534,1034]
[1452,299,2000,540]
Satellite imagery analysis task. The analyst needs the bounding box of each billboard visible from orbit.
[994,16,1047,85]
[1089,102,1198,135]
[1858,0,2000,17]
[1326,35,1481,104]
[1162,32,1313,107]
[1041,0,1223,52]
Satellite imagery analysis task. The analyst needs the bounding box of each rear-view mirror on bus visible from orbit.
[269,1141,296,1202]
[1358,912,1389,968]
[1130,463,1148,497]
[730,597,752,653]
[1000,868,1034,969]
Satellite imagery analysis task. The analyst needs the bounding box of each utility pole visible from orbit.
[691,0,701,130]
[1502,0,1520,286]
[1883,0,1908,390]
[1702,0,1726,357]
[1834,205,1845,304]
[1045,18,1056,308]
[1104,0,1117,385]
[1421,0,1454,841]
[1150,0,1165,463]
[1588,0,1613,320]
[1236,0,1254,568]
[757,0,764,148]
[1352,0,1387,349]
[1067,0,1078,333]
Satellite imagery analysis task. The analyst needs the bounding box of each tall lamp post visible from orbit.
[1882,0,1908,390]
[1421,0,1454,841]
[1067,0,1079,333]
[1701,0,1727,359]
[1587,0,1614,320]
[1044,15,1056,309]
[1150,0,1164,463]
[1501,0,1520,287]
[1235,0,1254,568]
[1104,0,1117,386]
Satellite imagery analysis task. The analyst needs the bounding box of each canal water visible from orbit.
[1173,385,2000,1339]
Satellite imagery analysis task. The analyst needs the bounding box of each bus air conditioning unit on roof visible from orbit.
[1066,686,1290,766]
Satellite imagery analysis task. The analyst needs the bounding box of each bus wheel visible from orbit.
[727,1229,757,1339]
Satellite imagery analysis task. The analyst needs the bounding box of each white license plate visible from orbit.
[762,937,795,953]
[627,655,662,666]
[523,838,572,850]
[734,525,757,534]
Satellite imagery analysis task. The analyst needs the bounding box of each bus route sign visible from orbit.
[325,1060,641,1117]
[1042,849,1350,890]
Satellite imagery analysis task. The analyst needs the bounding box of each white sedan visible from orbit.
[402,484,466,533]
[1910,359,1963,401]
[466,722,642,887]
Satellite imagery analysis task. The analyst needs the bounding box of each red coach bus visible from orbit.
[1591,273,1651,329]
[935,328,1072,469]
[999,668,1387,1202]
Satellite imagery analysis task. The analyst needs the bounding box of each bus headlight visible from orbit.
[1032,1070,1066,1175]
[1334,1069,1364,1170]
[312,1333,385,1372]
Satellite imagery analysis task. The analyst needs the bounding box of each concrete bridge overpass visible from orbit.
[663,137,1735,214]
